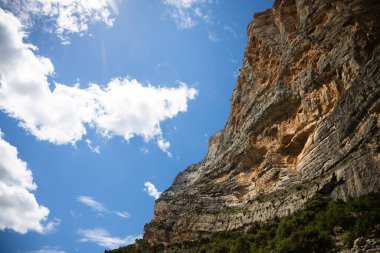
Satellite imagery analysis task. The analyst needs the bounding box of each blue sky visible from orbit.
[0,1,273,252]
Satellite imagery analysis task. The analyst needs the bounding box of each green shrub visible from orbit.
[108,192,380,253]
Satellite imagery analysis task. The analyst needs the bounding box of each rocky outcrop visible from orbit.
[144,0,380,246]
[342,237,380,253]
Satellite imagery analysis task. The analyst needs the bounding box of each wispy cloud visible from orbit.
[0,129,57,234]
[0,9,197,156]
[157,138,172,157]
[208,31,220,42]
[140,147,149,154]
[77,196,108,214]
[0,0,118,44]
[42,218,61,234]
[224,25,239,38]
[144,182,162,200]
[27,246,66,253]
[115,211,130,219]
[70,210,81,218]
[85,139,101,154]
[77,228,141,249]
[77,195,130,219]
[162,0,213,29]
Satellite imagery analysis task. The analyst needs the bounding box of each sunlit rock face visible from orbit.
[144,0,380,246]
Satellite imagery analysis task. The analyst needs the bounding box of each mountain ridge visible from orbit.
[112,0,380,251]
[144,0,380,246]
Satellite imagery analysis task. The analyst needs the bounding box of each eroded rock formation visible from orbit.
[144,0,380,246]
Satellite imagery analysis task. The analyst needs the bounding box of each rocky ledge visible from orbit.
[144,0,380,246]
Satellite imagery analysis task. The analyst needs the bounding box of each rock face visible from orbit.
[144,0,380,246]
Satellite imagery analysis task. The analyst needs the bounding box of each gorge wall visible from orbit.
[144,0,380,246]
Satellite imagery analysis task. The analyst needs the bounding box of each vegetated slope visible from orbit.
[111,0,380,251]
[108,192,380,252]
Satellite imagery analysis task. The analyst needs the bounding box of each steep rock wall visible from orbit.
[144,0,380,245]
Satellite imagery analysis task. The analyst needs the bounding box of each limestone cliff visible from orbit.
[144,0,380,246]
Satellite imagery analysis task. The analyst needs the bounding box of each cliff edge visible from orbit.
[144,0,380,246]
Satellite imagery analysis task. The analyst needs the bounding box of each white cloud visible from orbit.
[91,79,197,144]
[144,182,161,200]
[164,0,202,9]
[42,218,61,234]
[0,130,56,234]
[0,0,117,44]
[85,139,100,154]
[162,0,212,29]
[0,9,197,155]
[78,228,141,249]
[28,246,66,253]
[157,137,172,157]
[115,211,130,219]
[77,195,130,219]
[77,195,108,214]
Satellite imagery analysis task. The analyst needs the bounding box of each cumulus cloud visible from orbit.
[0,130,56,234]
[144,182,161,200]
[78,228,141,249]
[0,0,117,44]
[0,9,197,155]
[91,79,197,144]
[77,195,130,219]
[162,0,212,29]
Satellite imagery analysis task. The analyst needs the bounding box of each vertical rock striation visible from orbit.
[144,0,380,246]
